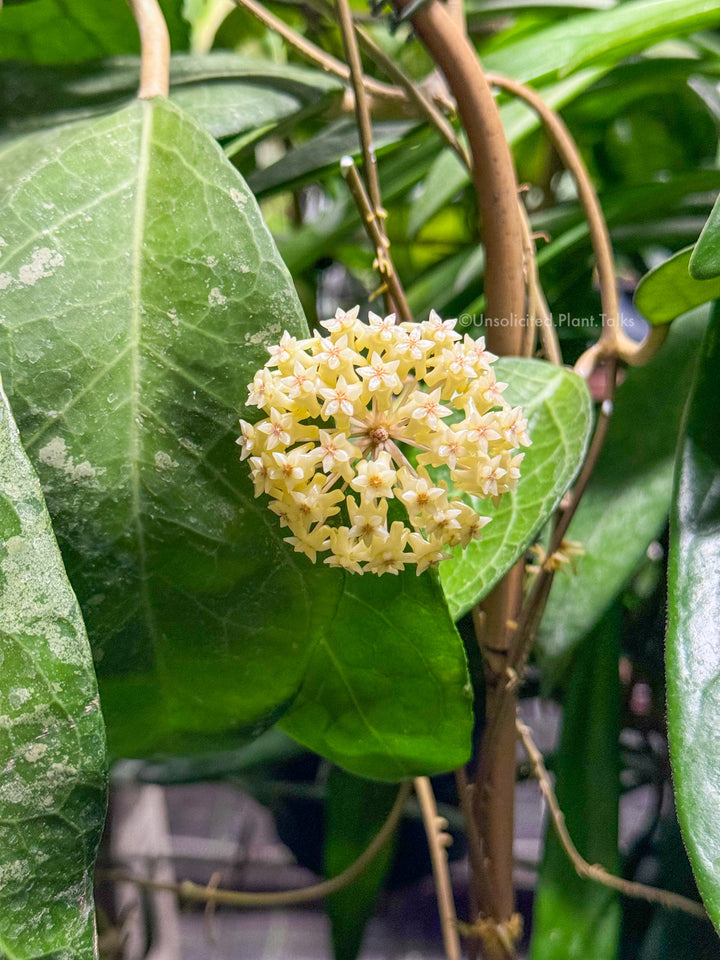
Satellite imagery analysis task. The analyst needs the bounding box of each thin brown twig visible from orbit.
[231,0,403,101]
[516,717,710,921]
[128,0,170,98]
[100,782,411,908]
[518,203,562,364]
[308,0,470,168]
[340,157,414,323]
[335,0,383,221]
[414,777,462,960]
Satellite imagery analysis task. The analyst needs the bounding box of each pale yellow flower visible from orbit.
[240,307,529,574]
[351,453,397,501]
[319,375,362,418]
[357,351,402,393]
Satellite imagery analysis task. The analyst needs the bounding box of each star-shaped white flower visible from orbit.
[357,352,401,393]
[319,376,363,418]
[350,453,396,500]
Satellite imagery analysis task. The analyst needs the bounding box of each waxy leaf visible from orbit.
[0,55,342,144]
[635,247,720,324]
[279,570,472,780]
[0,380,107,960]
[440,359,593,621]
[689,192,720,280]
[537,311,707,686]
[530,607,621,960]
[667,304,720,930]
[0,97,472,778]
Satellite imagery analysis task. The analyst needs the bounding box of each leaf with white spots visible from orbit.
[0,97,472,779]
[0,379,107,960]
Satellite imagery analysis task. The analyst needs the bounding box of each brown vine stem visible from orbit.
[128,0,170,98]
[393,3,524,346]
[386,6,526,953]
[100,782,411,907]
[516,717,710,921]
[485,72,669,375]
[415,777,462,960]
[341,157,414,323]
[231,0,403,101]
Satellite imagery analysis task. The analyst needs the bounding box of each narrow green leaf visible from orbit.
[0,379,107,960]
[530,606,621,960]
[0,55,342,144]
[689,193,720,280]
[635,247,720,324]
[440,359,593,621]
[0,0,188,63]
[536,310,707,686]
[483,0,720,86]
[279,570,472,781]
[324,768,399,960]
[467,0,616,13]
[0,98,472,778]
[247,118,417,197]
[667,303,720,930]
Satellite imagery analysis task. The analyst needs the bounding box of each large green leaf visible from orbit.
[635,247,720,324]
[440,359,593,621]
[0,0,188,63]
[0,55,343,144]
[279,569,471,780]
[536,310,707,686]
[690,193,720,280]
[530,607,621,960]
[667,303,720,930]
[0,97,471,779]
[0,379,107,960]
[324,768,399,960]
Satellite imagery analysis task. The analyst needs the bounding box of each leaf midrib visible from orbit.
[129,100,160,670]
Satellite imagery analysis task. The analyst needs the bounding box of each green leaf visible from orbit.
[482,0,720,85]
[0,55,343,144]
[324,768,399,960]
[279,569,472,780]
[0,0,188,63]
[530,606,622,960]
[440,358,593,621]
[689,193,720,280]
[635,247,720,324]
[247,118,417,197]
[536,310,707,686]
[466,0,616,13]
[667,303,720,930]
[0,379,107,960]
[0,97,472,778]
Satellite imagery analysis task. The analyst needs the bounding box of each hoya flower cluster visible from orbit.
[239,307,530,575]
